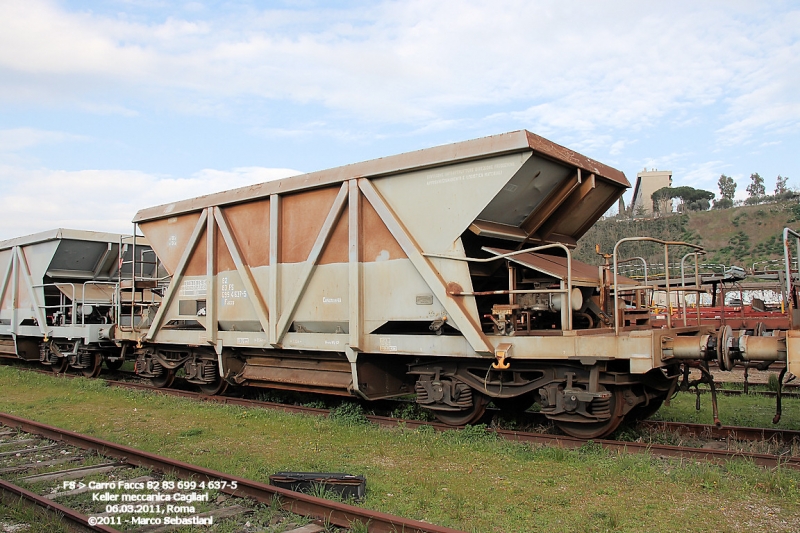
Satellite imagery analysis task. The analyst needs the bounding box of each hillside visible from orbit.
[574,200,800,269]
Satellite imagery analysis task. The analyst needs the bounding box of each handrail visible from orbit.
[617,257,648,284]
[783,227,800,326]
[80,281,116,325]
[32,283,76,326]
[612,237,703,335]
[424,243,573,330]
[680,251,706,326]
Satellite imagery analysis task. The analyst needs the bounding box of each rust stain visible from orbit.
[220,200,271,267]
[184,228,207,277]
[215,226,235,273]
[140,213,203,276]
[447,282,464,295]
[281,187,340,264]
[319,205,349,265]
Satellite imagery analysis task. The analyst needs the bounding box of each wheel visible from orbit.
[625,397,664,422]
[433,392,489,425]
[198,376,228,396]
[105,358,124,371]
[554,387,625,439]
[51,357,68,374]
[150,369,175,388]
[81,353,103,378]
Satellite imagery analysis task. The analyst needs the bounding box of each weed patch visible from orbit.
[329,402,369,426]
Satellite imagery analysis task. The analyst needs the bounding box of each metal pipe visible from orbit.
[450,288,568,296]
[131,223,137,331]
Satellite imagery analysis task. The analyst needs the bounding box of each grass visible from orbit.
[653,388,800,429]
[1,367,800,532]
[0,491,70,533]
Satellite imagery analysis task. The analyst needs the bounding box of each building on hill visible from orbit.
[631,169,672,217]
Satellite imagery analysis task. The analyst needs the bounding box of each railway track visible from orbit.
[63,373,800,470]
[5,362,800,472]
[0,413,465,533]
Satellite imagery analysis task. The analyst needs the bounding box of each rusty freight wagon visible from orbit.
[112,130,799,437]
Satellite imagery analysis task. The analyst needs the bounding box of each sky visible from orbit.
[0,0,798,240]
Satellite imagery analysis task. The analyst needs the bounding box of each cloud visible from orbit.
[0,0,796,147]
[0,165,301,240]
[675,160,729,192]
[0,128,89,153]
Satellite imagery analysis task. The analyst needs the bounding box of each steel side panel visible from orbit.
[155,259,473,340]
[362,260,447,324]
[139,214,203,276]
[370,153,529,254]
[215,269,265,327]
[291,262,349,325]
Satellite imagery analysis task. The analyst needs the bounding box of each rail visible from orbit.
[0,412,465,533]
[753,258,798,275]
[612,237,703,334]
[424,243,574,330]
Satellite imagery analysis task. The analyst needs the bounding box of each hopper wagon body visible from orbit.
[114,129,800,438]
[0,229,157,375]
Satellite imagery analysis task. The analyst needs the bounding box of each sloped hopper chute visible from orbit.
[469,131,628,248]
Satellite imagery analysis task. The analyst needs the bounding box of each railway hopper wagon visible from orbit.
[0,229,157,375]
[110,130,799,438]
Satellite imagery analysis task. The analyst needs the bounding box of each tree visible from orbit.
[746,172,765,202]
[716,174,736,208]
[714,198,733,209]
[672,186,714,210]
[651,187,672,214]
[775,175,789,195]
[651,186,714,214]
